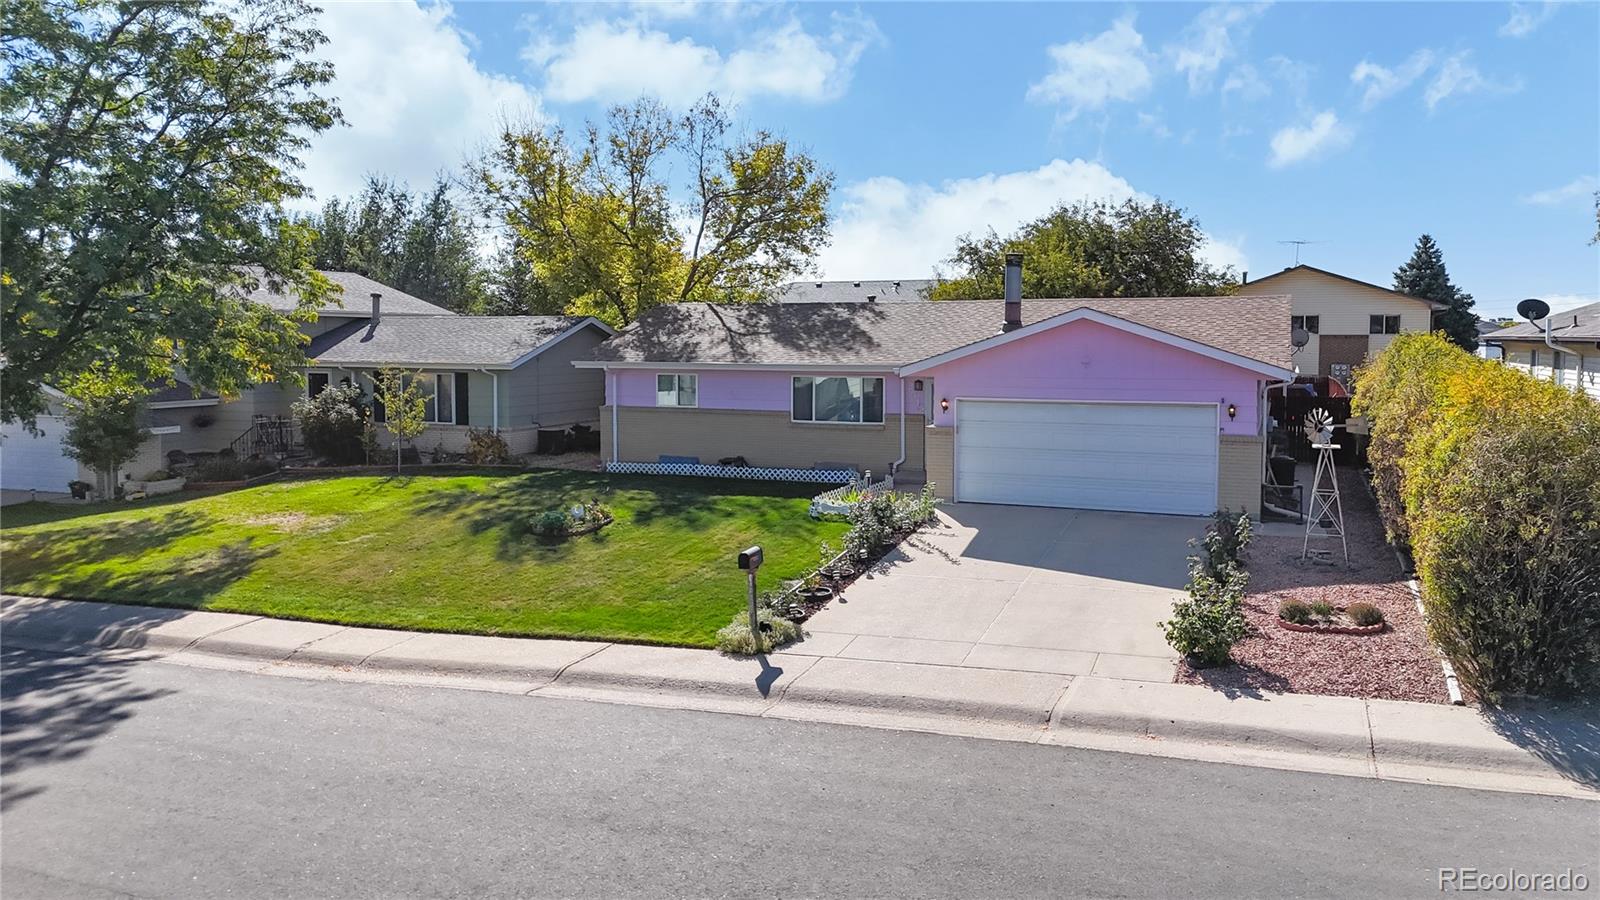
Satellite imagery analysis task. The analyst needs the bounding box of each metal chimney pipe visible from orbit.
[370,291,382,324]
[1002,253,1023,332]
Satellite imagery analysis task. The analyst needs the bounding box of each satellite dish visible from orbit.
[1303,407,1336,445]
[1291,326,1311,349]
[1516,298,1550,322]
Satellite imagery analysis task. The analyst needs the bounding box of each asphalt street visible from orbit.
[2,646,1595,899]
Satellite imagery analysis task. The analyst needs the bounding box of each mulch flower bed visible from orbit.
[1177,466,1450,704]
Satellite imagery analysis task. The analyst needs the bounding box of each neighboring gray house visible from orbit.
[305,314,614,454]
[778,279,933,303]
[0,271,613,491]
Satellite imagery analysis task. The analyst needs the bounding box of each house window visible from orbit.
[1291,315,1320,334]
[307,372,330,397]
[1369,315,1401,335]
[792,376,884,424]
[393,373,454,424]
[655,374,698,408]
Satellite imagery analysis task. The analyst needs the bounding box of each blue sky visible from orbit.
[301,1,1598,318]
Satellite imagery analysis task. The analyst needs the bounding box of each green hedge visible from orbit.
[1354,333,1600,700]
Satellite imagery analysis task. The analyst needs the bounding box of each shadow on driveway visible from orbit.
[1484,702,1600,791]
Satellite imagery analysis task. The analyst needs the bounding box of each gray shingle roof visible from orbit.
[1487,301,1600,341]
[590,296,1294,371]
[777,279,935,303]
[146,378,218,405]
[308,316,599,368]
[237,268,455,317]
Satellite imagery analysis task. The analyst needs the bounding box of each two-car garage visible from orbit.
[953,400,1221,517]
[1,416,81,492]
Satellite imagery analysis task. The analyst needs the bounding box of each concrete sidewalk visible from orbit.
[4,595,1596,799]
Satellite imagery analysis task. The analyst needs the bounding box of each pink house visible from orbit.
[577,260,1294,518]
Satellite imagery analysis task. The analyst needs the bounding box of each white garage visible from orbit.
[954,400,1220,516]
[1,416,81,492]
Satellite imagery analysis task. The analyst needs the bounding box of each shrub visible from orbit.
[531,509,570,536]
[1279,599,1313,625]
[1163,566,1249,665]
[465,427,511,464]
[292,382,367,464]
[137,468,172,481]
[522,501,611,539]
[1347,602,1385,628]
[715,609,801,655]
[1309,600,1335,620]
[840,484,938,563]
[191,456,275,482]
[1191,508,1251,582]
[1355,333,1600,700]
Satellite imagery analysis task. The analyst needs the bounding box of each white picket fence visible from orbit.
[809,471,894,518]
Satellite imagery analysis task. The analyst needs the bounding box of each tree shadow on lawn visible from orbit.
[411,471,822,561]
[1482,701,1600,791]
[2,509,211,578]
[1,639,175,812]
[8,537,277,610]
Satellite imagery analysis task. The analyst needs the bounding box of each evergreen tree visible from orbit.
[1394,234,1477,351]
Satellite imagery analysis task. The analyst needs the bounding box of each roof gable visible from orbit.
[308,316,612,369]
[1243,265,1446,311]
[900,308,1295,379]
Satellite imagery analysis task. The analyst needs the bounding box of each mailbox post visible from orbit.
[737,545,763,649]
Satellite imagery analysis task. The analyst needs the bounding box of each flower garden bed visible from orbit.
[1176,466,1450,704]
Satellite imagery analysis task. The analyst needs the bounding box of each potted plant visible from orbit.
[798,570,833,603]
[191,411,215,429]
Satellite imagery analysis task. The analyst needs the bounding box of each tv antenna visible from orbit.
[1277,239,1325,266]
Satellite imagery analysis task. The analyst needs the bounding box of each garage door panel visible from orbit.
[956,400,1219,516]
[1,416,81,491]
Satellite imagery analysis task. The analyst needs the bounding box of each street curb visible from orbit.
[4,595,1594,799]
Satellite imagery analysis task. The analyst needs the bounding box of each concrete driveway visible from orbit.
[797,504,1204,682]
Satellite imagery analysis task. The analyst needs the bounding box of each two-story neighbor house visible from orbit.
[1235,265,1443,385]
[1486,300,1600,399]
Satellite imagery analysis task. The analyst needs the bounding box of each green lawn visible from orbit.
[0,471,849,648]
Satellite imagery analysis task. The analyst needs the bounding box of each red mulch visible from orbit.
[1177,467,1450,704]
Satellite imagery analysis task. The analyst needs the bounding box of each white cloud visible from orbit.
[1136,111,1172,139]
[1267,110,1353,168]
[817,160,1141,279]
[1027,16,1153,119]
[815,158,1248,280]
[1520,175,1600,206]
[300,2,540,206]
[1499,1,1559,37]
[532,12,880,106]
[1167,3,1269,92]
[1424,52,1521,110]
[1221,64,1270,103]
[1350,49,1434,110]
[1198,234,1249,274]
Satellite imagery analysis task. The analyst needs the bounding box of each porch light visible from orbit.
[1226,402,1237,420]
[913,379,924,391]
[939,398,950,413]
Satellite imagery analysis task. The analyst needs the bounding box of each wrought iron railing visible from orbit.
[228,416,298,458]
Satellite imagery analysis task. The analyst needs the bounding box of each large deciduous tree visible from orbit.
[470,95,833,326]
[1,0,342,426]
[1393,234,1477,351]
[929,198,1238,300]
[304,177,491,313]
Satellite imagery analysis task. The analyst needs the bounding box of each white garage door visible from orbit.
[1,416,81,491]
[956,401,1219,515]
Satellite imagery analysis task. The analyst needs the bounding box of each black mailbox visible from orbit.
[737,545,764,570]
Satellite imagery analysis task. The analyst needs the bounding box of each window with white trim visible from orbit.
[656,374,698,407]
[792,376,884,424]
[414,373,455,424]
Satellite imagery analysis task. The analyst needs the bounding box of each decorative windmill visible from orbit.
[1301,407,1348,563]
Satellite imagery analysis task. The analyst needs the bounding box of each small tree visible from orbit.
[60,369,149,495]
[372,368,428,473]
[291,381,366,464]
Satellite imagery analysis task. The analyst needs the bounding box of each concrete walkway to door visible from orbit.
[795,504,1204,683]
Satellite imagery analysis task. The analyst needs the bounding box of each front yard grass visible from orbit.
[0,471,849,648]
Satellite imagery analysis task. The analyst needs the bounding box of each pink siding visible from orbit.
[612,370,914,414]
[916,319,1261,435]
[605,319,1266,436]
